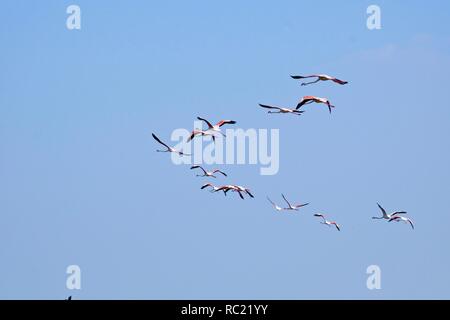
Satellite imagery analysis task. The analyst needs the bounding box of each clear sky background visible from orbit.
[1,1,450,299]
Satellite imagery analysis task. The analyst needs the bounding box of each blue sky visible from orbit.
[1,0,450,299]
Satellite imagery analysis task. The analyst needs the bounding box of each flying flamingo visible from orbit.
[214,185,254,199]
[201,184,236,196]
[258,104,305,116]
[201,183,224,193]
[372,203,407,220]
[291,74,348,86]
[389,216,415,230]
[191,166,228,178]
[232,185,254,199]
[187,130,216,143]
[215,185,237,196]
[281,194,309,211]
[152,133,190,156]
[267,197,284,211]
[314,214,341,231]
[197,117,236,138]
[296,96,335,114]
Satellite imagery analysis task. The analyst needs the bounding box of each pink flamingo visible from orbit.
[314,214,341,231]
[296,96,335,114]
[152,133,190,156]
[389,216,415,230]
[191,166,228,178]
[291,74,348,86]
[259,104,305,116]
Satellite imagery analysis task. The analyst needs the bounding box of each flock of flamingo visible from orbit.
[152,74,414,231]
